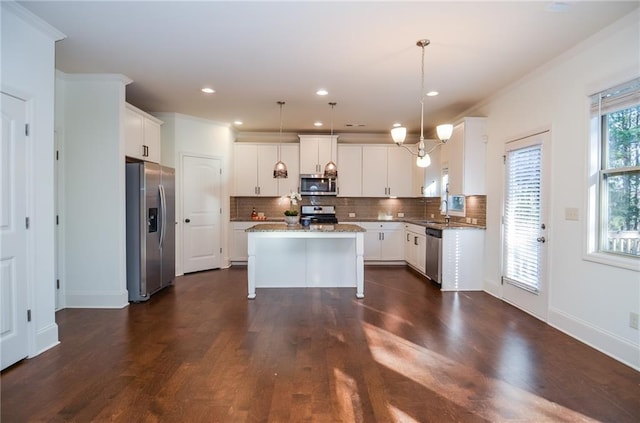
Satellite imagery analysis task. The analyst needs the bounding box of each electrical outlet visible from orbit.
[565,207,579,221]
[397,212,405,218]
[348,212,356,218]
[430,214,434,218]
[466,217,471,223]
[472,218,478,224]
[630,312,639,330]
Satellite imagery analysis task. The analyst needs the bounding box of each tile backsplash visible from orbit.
[231,195,486,227]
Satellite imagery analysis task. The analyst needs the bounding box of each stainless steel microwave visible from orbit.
[299,174,337,196]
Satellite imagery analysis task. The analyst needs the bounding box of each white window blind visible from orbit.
[503,144,542,293]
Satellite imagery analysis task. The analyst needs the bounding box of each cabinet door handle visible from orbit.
[381,232,385,241]
[414,236,418,245]
[185,218,191,223]
[407,233,410,242]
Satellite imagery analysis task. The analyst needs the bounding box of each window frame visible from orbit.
[585,78,640,272]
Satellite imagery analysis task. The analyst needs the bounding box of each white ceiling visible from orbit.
[19,1,639,138]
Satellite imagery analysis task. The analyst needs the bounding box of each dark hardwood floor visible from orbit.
[2,266,639,422]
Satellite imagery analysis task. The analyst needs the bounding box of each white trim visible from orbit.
[2,1,66,41]
[65,290,129,309]
[548,307,640,371]
[56,72,132,85]
[33,323,60,358]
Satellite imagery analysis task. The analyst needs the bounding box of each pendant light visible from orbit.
[323,102,338,178]
[390,39,452,168]
[273,101,288,178]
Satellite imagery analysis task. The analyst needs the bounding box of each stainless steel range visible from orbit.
[300,205,338,224]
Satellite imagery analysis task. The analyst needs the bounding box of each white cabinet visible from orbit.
[404,223,426,274]
[362,146,413,197]
[440,117,487,195]
[299,135,337,174]
[277,143,300,196]
[359,222,404,261]
[124,103,162,163]
[337,144,362,196]
[413,144,441,197]
[233,143,279,196]
[229,222,255,262]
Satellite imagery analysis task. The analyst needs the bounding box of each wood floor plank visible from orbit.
[1,266,639,422]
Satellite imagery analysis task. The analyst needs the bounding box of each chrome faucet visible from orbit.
[442,185,450,225]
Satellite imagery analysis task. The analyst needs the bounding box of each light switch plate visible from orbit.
[397,212,405,218]
[565,207,579,221]
[348,212,356,218]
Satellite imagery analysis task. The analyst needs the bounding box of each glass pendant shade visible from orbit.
[324,160,338,178]
[391,126,407,144]
[416,154,431,168]
[324,102,338,178]
[273,101,288,178]
[273,159,288,178]
[436,124,454,142]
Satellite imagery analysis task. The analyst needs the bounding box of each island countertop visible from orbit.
[246,223,365,233]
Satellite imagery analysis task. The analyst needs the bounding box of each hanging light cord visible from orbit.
[418,41,426,156]
[278,101,284,160]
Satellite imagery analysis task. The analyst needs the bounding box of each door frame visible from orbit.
[500,129,551,321]
[177,152,226,276]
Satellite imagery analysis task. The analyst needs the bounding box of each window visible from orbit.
[588,78,640,268]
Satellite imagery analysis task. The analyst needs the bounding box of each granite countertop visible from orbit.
[246,223,365,233]
[233,218,485,230]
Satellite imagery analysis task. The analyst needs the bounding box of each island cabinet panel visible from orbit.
[362,146,413,197]
[124,103,162,163]
[299,135,337,174]
[440,228,485,291]
[359,222,404,261]
[405,223,426,274]
[233,143,279,196]
[337,144,362,196]
[440,117,487,195]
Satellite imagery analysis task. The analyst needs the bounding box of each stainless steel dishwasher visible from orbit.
[425,227,442,284]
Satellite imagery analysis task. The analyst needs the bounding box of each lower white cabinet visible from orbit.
[404,223,426,274]
[359,222,404,261]
[229,222,255,262]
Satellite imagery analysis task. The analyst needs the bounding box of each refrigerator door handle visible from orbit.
[159,184,166,248]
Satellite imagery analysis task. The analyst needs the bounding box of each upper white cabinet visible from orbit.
[440,117,487,195]
[124,103,162,163]
[233,143,279,196]
[413,144,441,197]
[362,145,413,197]
[337,144,362,196]
[299,135,337,174]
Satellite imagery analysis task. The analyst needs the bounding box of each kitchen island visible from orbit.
[245,223,365,299]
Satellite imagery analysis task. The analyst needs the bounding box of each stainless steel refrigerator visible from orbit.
[126,162,175,302]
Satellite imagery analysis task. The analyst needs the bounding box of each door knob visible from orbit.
[185,218,191,223]
[537,236,546,243]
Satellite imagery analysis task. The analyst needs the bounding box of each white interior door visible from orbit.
[182,155,222,273]
[1,92,29,370]
[502,131,550,321]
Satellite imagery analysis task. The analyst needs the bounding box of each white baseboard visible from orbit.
[548,307,640,371]
[31,322,60,358]
[65,290,129,309]
[483,278,501,298]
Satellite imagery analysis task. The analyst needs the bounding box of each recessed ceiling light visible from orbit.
[314,121,323,127]
[316,89,328,96]
[345,123,367,127]
[392,123,403,127]
[426,91,439,97]
[233,120,243,126]
[201,87,215,94]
